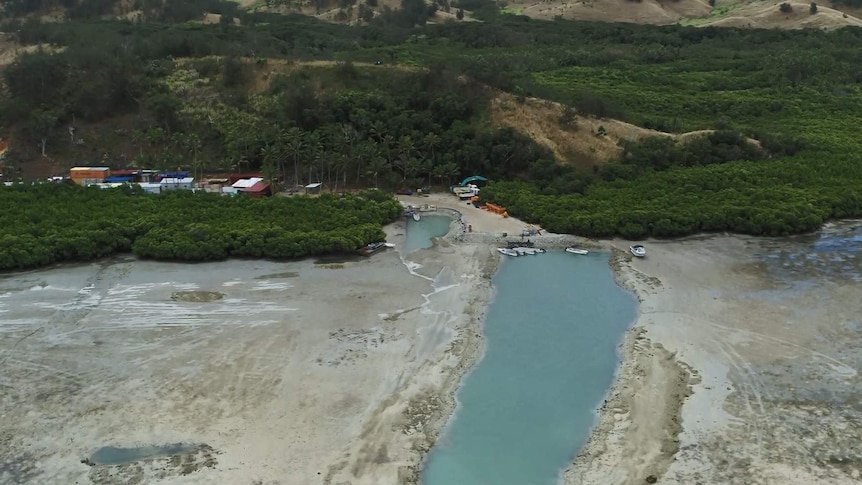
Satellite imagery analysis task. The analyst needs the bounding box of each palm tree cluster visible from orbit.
[255,123,461,192]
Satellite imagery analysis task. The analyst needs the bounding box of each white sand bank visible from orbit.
[569,230,862,484]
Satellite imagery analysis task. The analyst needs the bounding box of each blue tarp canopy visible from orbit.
[460,175,488,186]
[105,176,134,183]
[160,171,189,179]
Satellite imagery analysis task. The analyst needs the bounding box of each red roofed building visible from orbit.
[241,181,272,198]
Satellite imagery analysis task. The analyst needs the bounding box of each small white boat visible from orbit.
[384,243,396,248]
[496,248,520,257]
[513,247,537,255]
[412,212,420,221]
[630,245,646,258]
[566,247,589,255]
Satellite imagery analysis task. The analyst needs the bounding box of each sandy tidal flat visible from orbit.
[0,217,496,485]
[4,190,862,485]
[570,224,862,485]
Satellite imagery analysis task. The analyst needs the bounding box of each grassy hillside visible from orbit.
[4,0,862,30]
[1,8,862,241]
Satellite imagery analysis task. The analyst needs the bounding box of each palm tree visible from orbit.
[259,143,280,189]
[380,134,395,165]
[131,129,146,158]
[355,141,378,185]
[423,132,441,165]
[273,128,290,181]
[432,163,447,186]
[304,131,327,185]
[284,128,305,188]
[366,155,389,189]
[368,121,385,144]
[420,158,433,188]
[333,153,350,193]
[185,134,203,182]
[440,161,460,185]
[394,135,416,181]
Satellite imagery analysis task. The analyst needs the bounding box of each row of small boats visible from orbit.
[496,247,547,257]
[497,245,647,258]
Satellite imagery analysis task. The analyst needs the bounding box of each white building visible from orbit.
[160,177,194,191]
[231,177,263,189]
[138,183,162,194]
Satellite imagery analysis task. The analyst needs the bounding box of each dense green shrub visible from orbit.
[0,184,401,270]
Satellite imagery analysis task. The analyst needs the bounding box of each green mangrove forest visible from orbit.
[0,184,401,270]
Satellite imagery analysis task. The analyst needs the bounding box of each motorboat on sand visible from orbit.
[630,245,646,258]
[359,242,389,256]
[496,247,520,257]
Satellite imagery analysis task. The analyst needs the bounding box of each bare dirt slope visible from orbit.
[489,92,669,171]
[483,0,862,29]
[700,1,862,29]
[489,92,752,171]
[509,0,711,24]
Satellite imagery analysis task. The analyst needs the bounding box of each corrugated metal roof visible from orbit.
[160,177,194,184]
[305,182,323,189]
[242,181,271,193]
[232,177,264,188]
[71,166,110,171]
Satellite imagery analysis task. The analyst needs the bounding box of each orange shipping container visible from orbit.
[70,172,108,179]
[70,167,110,180]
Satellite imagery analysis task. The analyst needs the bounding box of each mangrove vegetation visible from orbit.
[0,183,401,270]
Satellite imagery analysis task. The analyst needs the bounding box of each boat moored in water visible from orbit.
[630,245,646,258]
[496,247,520,257]
[565,247,589,255]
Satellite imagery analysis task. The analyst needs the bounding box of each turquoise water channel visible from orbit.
[421,250,637,485]
[403,215,453,253]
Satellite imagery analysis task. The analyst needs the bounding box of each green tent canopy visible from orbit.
[460,175,488,186]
